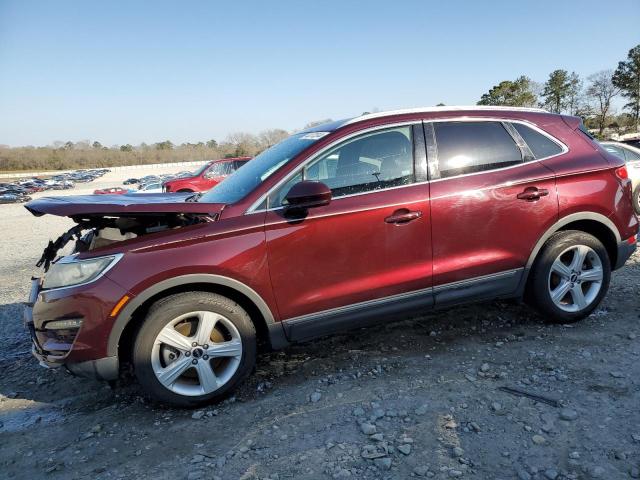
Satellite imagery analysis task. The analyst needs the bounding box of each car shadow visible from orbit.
[0,297,543,410]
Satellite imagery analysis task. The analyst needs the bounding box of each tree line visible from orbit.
[0,128,291,172]
[477,44,640,137]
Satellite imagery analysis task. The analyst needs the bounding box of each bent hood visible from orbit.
[25,193,226,218]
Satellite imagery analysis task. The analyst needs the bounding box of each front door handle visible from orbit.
[517,187,549,201]
[385,209,422,224]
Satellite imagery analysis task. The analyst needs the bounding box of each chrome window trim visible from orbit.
[246,117,568,212]
[246,121,422,214]
[425,117,569,183]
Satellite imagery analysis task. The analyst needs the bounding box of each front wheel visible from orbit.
[527,230,611,323]
[133,292,256,407]
[633,186,640,215]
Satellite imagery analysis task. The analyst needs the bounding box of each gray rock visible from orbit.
[449,470,463,478]
[532,435,546,445]
[415,405,428,415]
[491,402,502,412]
[610,371,625,378]
[353,407,365,417]
[515,466,532,480]
[414,466,430,476]
[452,447,464,458]
[310,392,322,403]
[333,468,351,479]
[479,363,490,372]
[544,468,559,480]
[360,423,377,435]
[374,457,392,470]
[559,408,578,421]
[191,411,205,420]
[590,466,605,478]
[629,466,640,479]
[397,444,411,455]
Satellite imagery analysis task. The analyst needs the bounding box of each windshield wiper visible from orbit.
[185,192,203,202]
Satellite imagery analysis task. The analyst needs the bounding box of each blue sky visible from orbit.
[0,0,638,147]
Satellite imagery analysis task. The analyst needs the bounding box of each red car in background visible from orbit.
[163,157,251,193]
[94,187,129,195]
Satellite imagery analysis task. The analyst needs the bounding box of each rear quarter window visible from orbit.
[512,123,564,159]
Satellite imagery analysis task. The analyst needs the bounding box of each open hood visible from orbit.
[27,193,227,271]
[25,193,226,218]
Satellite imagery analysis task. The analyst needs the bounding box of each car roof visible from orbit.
[299,106,549,134]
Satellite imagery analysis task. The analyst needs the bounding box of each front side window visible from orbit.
[433,121,523,179]
[512,123,564,159]
[276,126,413,203]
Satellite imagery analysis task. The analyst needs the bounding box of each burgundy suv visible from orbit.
[24,107,638,406]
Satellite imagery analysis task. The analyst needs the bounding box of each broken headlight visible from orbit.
[42,254,122,290]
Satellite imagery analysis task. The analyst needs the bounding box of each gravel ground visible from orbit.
[0,168,639,480]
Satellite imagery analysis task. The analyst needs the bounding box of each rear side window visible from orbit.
[433,121,522,178]
[623,147,640,161]
[602,144,626,160]
[512,123,564,159]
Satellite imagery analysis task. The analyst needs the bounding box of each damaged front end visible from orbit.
[26,193,227,270]
[23,193,227,378]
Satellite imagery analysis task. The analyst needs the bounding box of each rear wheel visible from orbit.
[527,230,611,323]
[133,292,256,407]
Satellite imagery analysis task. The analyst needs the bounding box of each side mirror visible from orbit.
[284,181,332,210]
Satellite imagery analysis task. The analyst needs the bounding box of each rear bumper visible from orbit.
[614,235,638,270]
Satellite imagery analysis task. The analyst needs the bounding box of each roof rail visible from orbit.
[345,105,549,125]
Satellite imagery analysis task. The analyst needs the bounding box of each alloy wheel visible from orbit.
[151,311,242,396]
[547,244,603,313]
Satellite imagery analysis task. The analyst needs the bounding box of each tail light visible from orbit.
[615,166,628,180]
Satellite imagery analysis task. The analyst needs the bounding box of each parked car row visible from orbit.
[0,168,111,204]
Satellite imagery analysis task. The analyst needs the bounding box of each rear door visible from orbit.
[263,124,433,334]
[426,119,561,303]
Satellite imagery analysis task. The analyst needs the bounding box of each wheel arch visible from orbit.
[109,274,286,366]
[520,212,620,294]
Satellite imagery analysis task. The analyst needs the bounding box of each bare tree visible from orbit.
[586,70,620,136]
[258,129,289,149]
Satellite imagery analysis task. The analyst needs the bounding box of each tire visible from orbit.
[177,189,194,193]
[133,291,256,407]
[633,186,640,216]
[526,230,611,324]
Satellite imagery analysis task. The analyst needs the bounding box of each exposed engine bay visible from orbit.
[37,212,214,271]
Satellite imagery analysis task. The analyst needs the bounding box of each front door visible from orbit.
[264,125,432,335]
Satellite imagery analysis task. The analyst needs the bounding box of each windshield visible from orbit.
[191,162,212,177]
[199,133,326,204]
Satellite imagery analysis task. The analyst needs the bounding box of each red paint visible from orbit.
[163,157,251,193]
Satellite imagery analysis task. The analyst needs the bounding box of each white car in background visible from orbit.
[132,182,163,194]
[601,141,640,214]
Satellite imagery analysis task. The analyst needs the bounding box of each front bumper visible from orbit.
[23,276,127,381]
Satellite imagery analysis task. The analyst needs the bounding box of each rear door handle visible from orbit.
[517,187,549,201]
[385,209,422,224]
